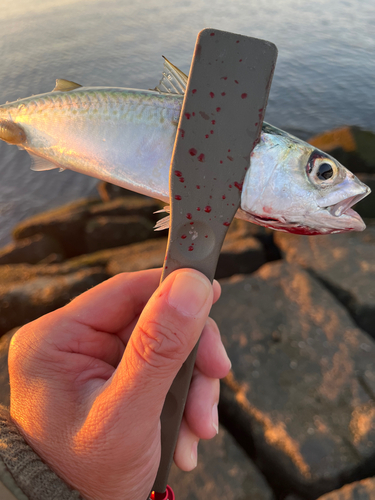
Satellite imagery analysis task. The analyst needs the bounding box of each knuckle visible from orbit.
[134,318,188,368]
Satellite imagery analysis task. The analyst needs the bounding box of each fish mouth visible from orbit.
[326,192,369,218]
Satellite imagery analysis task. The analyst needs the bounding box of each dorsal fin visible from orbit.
[154,57,187,95]
[53,79,82,92]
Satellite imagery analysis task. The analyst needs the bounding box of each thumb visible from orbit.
[114,269,213,412]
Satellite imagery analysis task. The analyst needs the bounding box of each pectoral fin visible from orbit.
[29,153,59,171]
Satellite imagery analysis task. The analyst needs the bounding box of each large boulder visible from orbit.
[88,196,162,221]
[316,478,375,500]
[0,233,64,265]
[0,268,108,336]
[274,228,375,339]
[85,216,155,253]
[0,329,18,407]
[212,262,375,498]
[169,425,273,500]
[12,198,99,257]
[356,175,375,219]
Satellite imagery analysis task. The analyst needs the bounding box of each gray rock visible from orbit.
[85,216,155,253]
[356,174,375,219]
[212,262,375,496]
[106,239,168,275]
[169,425,274,500]
[274,228,375,338]
[12,198,99,257]
[89,196,163,221]
[0,233,64,265]
[0,329,18,407]
[216,235,266,280]
[0,268,108,336]
[317,477,375,500]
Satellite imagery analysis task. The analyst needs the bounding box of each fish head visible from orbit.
[240,124,371,234]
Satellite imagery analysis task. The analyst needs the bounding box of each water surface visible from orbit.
[0,0,373,244]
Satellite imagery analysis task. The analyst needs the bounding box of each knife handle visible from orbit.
[152,223,224,494]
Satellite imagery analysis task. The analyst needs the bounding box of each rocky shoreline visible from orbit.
[0,128,374,499]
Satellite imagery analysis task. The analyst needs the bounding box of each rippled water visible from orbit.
[0,0,374,245]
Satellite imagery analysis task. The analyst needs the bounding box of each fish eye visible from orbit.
[317,163,334,180]
[307,152,338,185]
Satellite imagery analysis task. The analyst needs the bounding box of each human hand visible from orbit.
[8,268,231,500]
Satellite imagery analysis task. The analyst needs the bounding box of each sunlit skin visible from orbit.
[9,268,231,500]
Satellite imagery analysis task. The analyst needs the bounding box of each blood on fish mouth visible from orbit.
[326,193,368,218]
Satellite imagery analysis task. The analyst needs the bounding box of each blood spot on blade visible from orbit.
[228,149,231,152]
[205,134,209,138]
[212,120,216,125]
[223,221,230,226]
[197,207,201,211]
[174,195,181,200]
[234,181,243,191]
[175,170,182,177]
[190,222,194,225]
[222,195,226,199]
[195,44,202,59]
[241,93,248,99]
[179,177,184,183]
[181,234,187,239]
[186,213,192,220]
[259,108,263,112]
[178,128,185,138]
[196,185,200,189]
[216,107,221,112]
[227,156,233,161]
[210,32,215,36]
[221,92,226,96]
[199,111,209,120]
[188,246,194,251]
[210,92,215,98]
[255,122,258,126]
[198,153,205,162]
[189,148,197,156]
[192,112,195,116]
[204,206,212,213]
[239,59,242,62]
[229,184,232,188]
[205,235,208,238]
[210,130,214,134]
[185,113,191,120]
[236,40,239,43]
[234,80,239,84]
[220,161,223,164]
[221,76,228,80]
[192,89,197,94]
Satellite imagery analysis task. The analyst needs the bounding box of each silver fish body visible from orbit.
[0,85,370,234]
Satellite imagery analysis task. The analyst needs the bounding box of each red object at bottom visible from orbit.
[150,485,175,500]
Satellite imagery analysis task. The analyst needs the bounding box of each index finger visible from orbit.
[65,268,162,334]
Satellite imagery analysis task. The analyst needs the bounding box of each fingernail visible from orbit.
[168,271,211,317]
[191,440,198,468]
[212,403,219,434]
[219,342,232,371]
